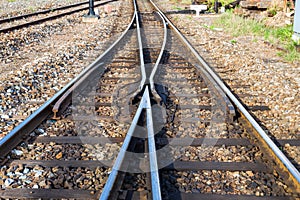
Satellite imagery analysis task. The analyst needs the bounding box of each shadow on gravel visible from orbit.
[221,81,300,172]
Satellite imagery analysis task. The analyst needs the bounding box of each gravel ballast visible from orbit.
[0,0,133,139]
[153,1,300,170]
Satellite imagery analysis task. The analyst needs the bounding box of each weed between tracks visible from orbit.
[212,11,300,62]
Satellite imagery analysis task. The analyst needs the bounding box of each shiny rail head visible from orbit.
[149,11,168,98]
[147,3,300,191]
[100,86,161,200]
[0,0,137,159]
[149,0,300,188]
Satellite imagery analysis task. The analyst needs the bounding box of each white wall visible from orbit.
[293,0,300,42]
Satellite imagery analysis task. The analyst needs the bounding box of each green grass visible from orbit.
[208,0,233,6]
[213,12,265,37]
[212,11,300,62]
[28,6,36,12]
[7,0,16,2]
[230,39,237,44]
[172,6,183,10]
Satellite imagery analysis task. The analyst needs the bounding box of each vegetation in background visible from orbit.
[186,15,192,20]
[212,11,300,62]
[169,0,233,12]
[170,0,191,5]
[28,6,36,12]
[267,8,277,17]
[172,6,183,10]
[169,0,190,10]
[230,39,237,44]
[173,16,179,21]
[207,0,232,7]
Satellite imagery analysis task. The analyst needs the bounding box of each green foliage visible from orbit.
[273,25,293,42]
[207,0,233,6]
[7,0,16,2]
[212,11,300,62]
[213,11,265,37]
[284,42,300,61]
[202,24,209,29]
[172,6,183,10]
[267,8,277,17]
[230,39,237,44]
[28,6,36,12]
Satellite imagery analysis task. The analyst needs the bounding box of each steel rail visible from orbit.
[100,1,162,198]
[52,11,137,118]
[149,0,300,187]
[148,0,235,118]
[134,1,147,90]
[52,62,104,119]
[0,3,136,159]
[149,11,167,94]
[99,1,161,197]
[0,0,114,33]
[0,0,103,24]
[99,87,161,200]
[145,86,162,200]
[99,90,144,200]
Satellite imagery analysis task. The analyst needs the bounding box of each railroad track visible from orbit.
[0,0,114,33]
[0,0,300,199]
